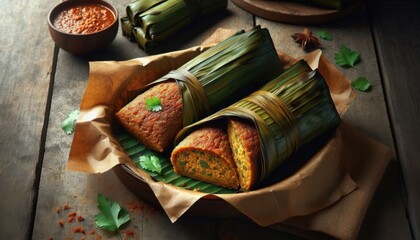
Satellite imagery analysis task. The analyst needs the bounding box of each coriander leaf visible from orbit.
[61,110,79,135]
[352,77,371,92]
[95,194,130,232]
[317,30,332,40]
[145,97,162,112]
[139,155,162,174]
[334,45,360,68]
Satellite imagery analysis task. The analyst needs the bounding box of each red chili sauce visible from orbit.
[54,4,114,34]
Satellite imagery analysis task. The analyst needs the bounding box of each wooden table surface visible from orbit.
[0,0,419,239]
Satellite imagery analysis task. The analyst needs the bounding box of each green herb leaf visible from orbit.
[145,97,162,112]
[61,110,79,135]
[352,77,371,92]
[334,45,360,69]
[317,30,332,40]
[139,155,162,174]
[95,194,130,232]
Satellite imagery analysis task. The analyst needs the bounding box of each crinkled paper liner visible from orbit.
[67,28,392,240]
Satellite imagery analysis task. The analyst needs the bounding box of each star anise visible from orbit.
[291,28,321,50]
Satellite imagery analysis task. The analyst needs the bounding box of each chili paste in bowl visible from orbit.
[48,0,119,55]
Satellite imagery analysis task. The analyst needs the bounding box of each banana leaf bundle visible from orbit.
[172,60,341,190]
[116,27,283,153]
[121,0,227,50]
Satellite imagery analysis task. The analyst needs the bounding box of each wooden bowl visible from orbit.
[231,0,364,25]
[47,0,119,55]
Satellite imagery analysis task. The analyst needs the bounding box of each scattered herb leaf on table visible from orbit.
[61,110,79,135]
[95,193,131,232]
[317,30,332,40]
[352,77,371,92]
[334,45,361,68]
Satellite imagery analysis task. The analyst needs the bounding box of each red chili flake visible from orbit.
[67,216,75,223]
[72,227,86,234]
[68,211,77,217]
[49,236,54,240]
[58,219,64,227]
[123,230,135,240]
[96,235,103,240]
[77,215,85,222]
[81,237,86,240]
[55,207,61,214]
[89,228,95,235]
[128,201,141,213]
[63,204,71,210]
[128,202,136,212]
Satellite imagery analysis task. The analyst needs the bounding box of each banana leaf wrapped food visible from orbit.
[116,27,282,152]
[171,60,341,190]
[121,0,228,50]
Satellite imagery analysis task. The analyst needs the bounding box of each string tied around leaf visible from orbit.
[158,69,211,127]
[227,90,300,182]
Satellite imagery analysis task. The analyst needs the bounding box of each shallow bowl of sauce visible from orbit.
[48,0,119,55]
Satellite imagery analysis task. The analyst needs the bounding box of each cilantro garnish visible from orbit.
[139,155,162,174]
[95,194,131,232]
[352,77,371,92]
[145,97,162,112]
[334,45,361,69]
[317,30,332,40]
[61,110,79,135]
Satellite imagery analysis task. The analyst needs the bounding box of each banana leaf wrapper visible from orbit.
[122,0,228,50]
[117,26,282,152]
[175,59,341,185]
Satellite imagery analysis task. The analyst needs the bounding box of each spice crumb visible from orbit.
[55,207,60,214]
[63,204,71,210]
[72,226,86,234]
[67,216,75,223]
[68,211,77,217]
[58,219,64,227]
[123,230,135,239]
[77,215,85,222]
[128,201,141,213]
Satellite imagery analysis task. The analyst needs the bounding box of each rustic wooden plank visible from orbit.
[256,5,412,240]
[0,0,56,238]
[31,1,149,238]
[371,1,420,239]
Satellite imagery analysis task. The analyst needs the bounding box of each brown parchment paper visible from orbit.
[67,28,391,239]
